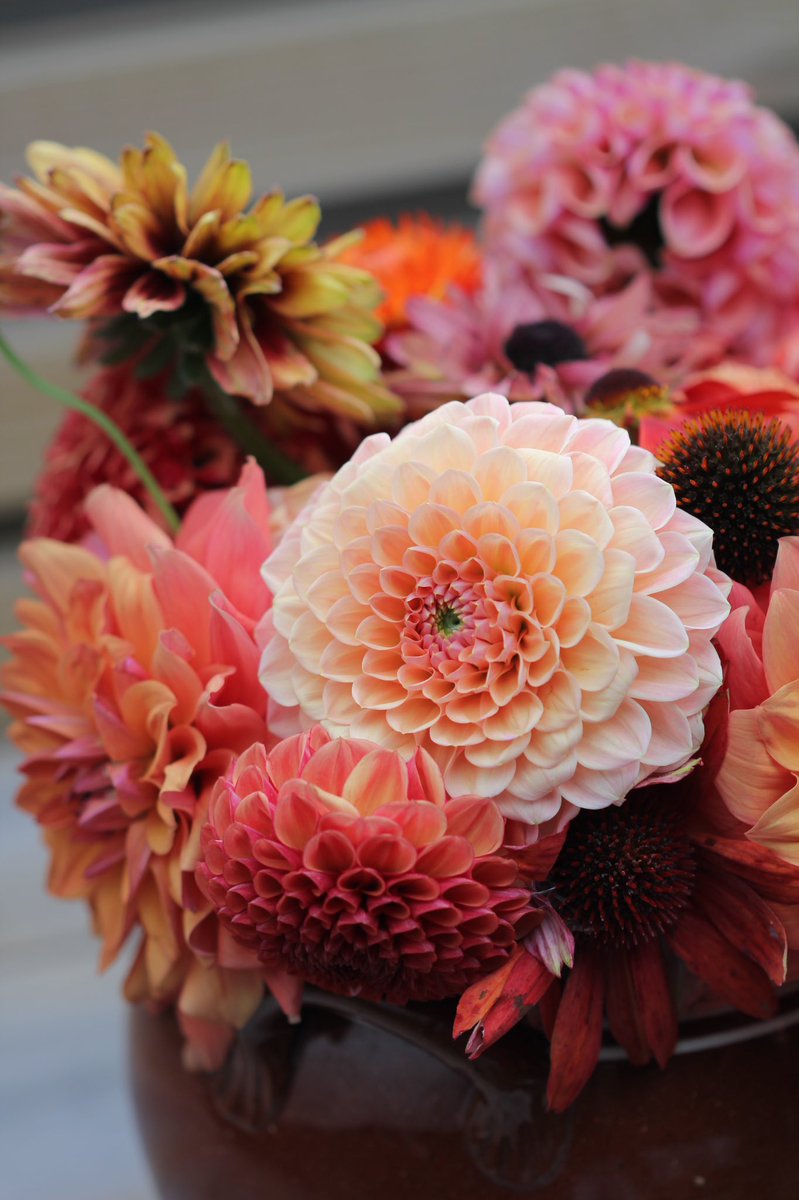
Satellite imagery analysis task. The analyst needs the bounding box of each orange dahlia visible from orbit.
[1,464,301,1066]
[339,214,482,331]
[0,134,399,420]
[197,727,540,1003]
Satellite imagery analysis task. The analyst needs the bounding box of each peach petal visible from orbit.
[444,755,517,800]
[717,710,793,825]
[577,700,651,770]
[352,675,407,711]
[561,759,640,810]
[343,748,409,814]
[408,504,461,548]
[759,683,799,772]
[387,698,441,734]
[657,574,731,631]
[763,590,799,695]
[639,701,693,767]
[628,655,698,703]
[609,507,665,573]
[325,595,369,645]
[371,525,414,567]
[560,626,619,691]
[612,595,689,656]
[553,530,604,597]
[443,796,504,855]
[633,532,700,595]
[317,638,364,683]
[429,470,483,512]
[748,782,799,867]
[502,482,559,533]
[475,447,528,500]
[611,473,676,531]
[517,448,574,498]
[464,734,530,767]
[771,538,799,593]
[557,491,614,548]
[390,461,436,510]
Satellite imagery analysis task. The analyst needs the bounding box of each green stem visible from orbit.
[199,373,307,486]
[0,329,181,534]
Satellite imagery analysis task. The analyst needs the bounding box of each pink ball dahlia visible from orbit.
[474,61,799,365]
[197,727,539,1002]
[259,393,731,829]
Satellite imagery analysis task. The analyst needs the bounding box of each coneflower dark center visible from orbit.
[503,320,588,374]
[547,801,695,947]
[657,409,799,586]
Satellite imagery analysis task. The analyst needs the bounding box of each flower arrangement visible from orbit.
[3,60,799,1114]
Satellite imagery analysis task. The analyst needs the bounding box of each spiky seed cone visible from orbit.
[548,799,696,947]
[657,409,799,585]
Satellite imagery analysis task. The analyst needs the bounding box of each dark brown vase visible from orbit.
[130,989,799,1200]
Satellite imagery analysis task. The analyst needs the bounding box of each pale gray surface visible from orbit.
[0,740,158,1200]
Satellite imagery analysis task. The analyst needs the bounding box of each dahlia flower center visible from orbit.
[503,319,588,374]
[405,579,481,664]
[547,800,696,947]
[435,604,465,639]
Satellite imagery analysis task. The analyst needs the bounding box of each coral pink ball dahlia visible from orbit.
[197,728,539,1002]
[259,393,731,829]
[474,61,799,365]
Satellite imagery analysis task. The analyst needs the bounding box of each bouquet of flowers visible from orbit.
[2,60,799,1115]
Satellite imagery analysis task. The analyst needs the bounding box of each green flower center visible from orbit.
[435,605,464,639]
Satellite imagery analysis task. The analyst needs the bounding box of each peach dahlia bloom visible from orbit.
[1,463,296,1066]
[197,727,539,1003]
[717,537,799,865]
[259,393,730,829]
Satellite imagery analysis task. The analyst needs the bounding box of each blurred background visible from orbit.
[1,1,798,1196]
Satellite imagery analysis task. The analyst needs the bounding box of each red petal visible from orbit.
[603,948,650,1066]
[546,947,604,1112]
[537,976,561,1039]
[694,835,799,904]
[629,939,678,1068]
[693,867,787,986]
[515,829,568,882]
[453,951,518,1039]
[457,948,553,1055]
[667,907,777,1019]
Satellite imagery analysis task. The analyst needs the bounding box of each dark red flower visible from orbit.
[455,718,799,1111]
[28,362,243,542]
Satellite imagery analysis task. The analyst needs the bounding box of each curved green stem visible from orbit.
[0,329,181,534]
